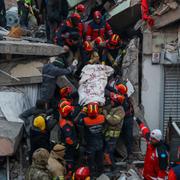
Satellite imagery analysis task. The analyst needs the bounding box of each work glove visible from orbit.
[67,59,78,73]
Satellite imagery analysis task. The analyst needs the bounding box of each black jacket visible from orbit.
[47,0,68,24]
[40,63,72,101]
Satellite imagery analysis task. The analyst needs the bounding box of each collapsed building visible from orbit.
[0,0,180,179]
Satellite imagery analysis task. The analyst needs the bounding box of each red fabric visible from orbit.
[141,0,154,27]
[139,123,150,139]
[168,169,177,180]
[86,22,112,41]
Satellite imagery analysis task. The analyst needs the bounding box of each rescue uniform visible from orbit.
[79,114,105,177]
[137,121,168,180]
[86,19,112,41]
[168,164,180,180]
[59,118,78,173]
[30,114,57,163]
[103,105,125,168]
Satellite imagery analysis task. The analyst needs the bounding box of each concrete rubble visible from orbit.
[1,0,180,179]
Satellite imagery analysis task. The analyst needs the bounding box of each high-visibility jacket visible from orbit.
[59,118,78,147]
[83,114,105,150]
[139,123,168,180]
[168,165,180,180]
[86,20,112,41]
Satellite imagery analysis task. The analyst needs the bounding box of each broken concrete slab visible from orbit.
[0,119,23,156]
[154,6,180,29]
[0,59,47,86]
[0,41,65,56]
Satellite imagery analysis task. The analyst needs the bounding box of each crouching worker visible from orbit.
[135,118,169,180]
[30,114,57,163]
[48,144,66,180]
[58,100,79,178]
[25,148,52,180]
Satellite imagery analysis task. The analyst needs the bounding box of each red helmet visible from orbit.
[83,41,93,52]
[87,102,99,117]
[58,100,74,117]
[75,4,85,13]
[117,94,125,104]
[74,167,90,180]
[94,36,104,45]
[60,86,72,98]
[70,13,81,25]
[93,11,102,20]
[109,34,120,46]
[116,84,128,95]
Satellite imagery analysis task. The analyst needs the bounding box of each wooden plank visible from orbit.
[154,6,180,29]
[0,41,65,56]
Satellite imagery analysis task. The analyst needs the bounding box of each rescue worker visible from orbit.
[19,99,51,135]
[58,100,79,178]
[29,114,57,163]
[78,102,105,178]
[72,167,90,180]
[54,13,83,65]
[82,41,100,65]
[54,13,82,47]
[117,84,135,161]
[0,0,6,27]
[40,57,78,109]
[168,161,180,180]
[135,117,169,180]
[103,93,125,169]
[25,148,52,180]
[102,34,125,68]
[86,11,113,41]
[48,144,66,179]
[47,0,68,42]
[19,0,36,28]
[75,3,86,38]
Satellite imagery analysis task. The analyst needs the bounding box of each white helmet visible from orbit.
[150,129,162,141]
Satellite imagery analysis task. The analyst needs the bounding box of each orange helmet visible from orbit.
[58,100,74,117]
[83,41,93,52]
[74,167,90,180]
[109,34,120,46]
[94,36,104,45]
[87,102,99,117]
[116,84,128,95]
[60,86,72,98]
[75,4,85,13]
[117,94,125,104]
[93,11,102,20]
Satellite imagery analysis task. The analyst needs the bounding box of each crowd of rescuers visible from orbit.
[16,1,180,180]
